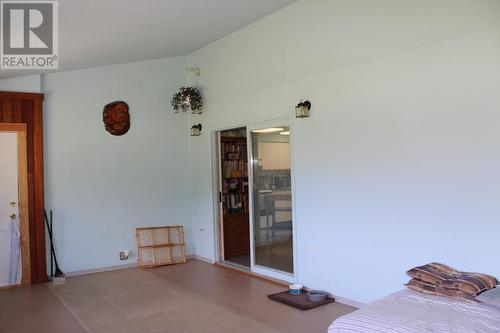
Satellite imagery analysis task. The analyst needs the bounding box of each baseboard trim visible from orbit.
[0,283,21,290]
[65,254,205,277]
[214,262,290,288]
[187,254,215,264]
[65,262,138,277]
[332,295,365,309]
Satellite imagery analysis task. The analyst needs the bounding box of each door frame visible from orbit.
[213,131,224,263]
[0,123,31,286]
[212,126,249,267]
[211,116,298,284]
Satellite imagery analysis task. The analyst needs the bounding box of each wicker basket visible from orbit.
[135,226,186,267]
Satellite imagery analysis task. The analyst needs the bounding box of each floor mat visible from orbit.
[268,290,335,310]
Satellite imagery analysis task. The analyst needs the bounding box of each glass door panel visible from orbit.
[251,126,293,274]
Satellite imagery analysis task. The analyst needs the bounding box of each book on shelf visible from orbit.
[221,137,249,216]
[222,193,248,215]
[222,160,248,178]
[222,179,249,193]
[222,142,247,160]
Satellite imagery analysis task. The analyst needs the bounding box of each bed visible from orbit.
[328,289,500,333]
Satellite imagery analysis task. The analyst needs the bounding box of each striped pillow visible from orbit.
[405,278,478,302]
[406,263,498,299]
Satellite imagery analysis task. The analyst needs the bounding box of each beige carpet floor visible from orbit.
[0,259,356,333]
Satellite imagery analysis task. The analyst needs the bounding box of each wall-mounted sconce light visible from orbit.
[295,100,311,118]
[191,124,202,136]
[186,67,200,77]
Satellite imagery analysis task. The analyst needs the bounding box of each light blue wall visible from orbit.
[43,57,193,272]
[188,0,500,303]
[0,75,41,92]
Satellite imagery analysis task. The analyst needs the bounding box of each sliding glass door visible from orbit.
[249,125,294,279]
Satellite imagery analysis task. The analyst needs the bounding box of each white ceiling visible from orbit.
[0,0,297,79]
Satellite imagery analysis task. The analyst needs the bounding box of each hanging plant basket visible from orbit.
[171,87,203,114]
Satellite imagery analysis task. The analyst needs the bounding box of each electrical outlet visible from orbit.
[119,250,130,260]
[307,247,316,254]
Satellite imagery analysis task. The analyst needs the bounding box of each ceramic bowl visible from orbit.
[307,290,327,302]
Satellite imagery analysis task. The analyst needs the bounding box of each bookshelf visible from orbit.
[220,135,250,258]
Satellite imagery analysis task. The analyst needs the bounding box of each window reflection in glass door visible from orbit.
[251,126,293,273]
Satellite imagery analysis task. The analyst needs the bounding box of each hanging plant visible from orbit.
[171,87,203,114]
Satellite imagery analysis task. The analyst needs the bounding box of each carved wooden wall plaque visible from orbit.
[103,101,130,136]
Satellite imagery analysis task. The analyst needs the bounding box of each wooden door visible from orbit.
[0,92,46,284]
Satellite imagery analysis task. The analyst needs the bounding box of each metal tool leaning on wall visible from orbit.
[44,209,65,282]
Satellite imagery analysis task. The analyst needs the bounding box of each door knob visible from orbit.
[10,213,16,219]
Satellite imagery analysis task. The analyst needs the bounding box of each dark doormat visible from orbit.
[268,291,335,310]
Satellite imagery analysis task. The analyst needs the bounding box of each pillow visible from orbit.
[407,263,498,295]
[477,288,500,311]
[405,278,477,302]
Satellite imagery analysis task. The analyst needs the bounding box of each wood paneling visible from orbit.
[2,98,12,122]
[223,212,250,258]
[0,92,47,284]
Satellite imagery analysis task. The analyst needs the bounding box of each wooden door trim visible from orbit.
[0,123,31,285]
[32,97,46,283]
[0,123,25,132]
[0,92,44,101]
